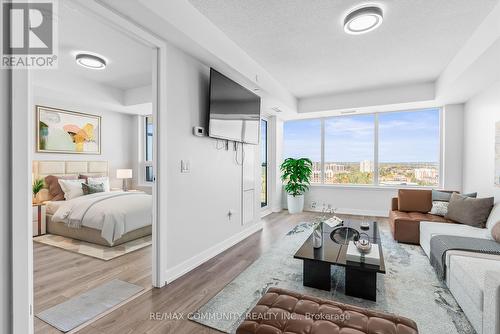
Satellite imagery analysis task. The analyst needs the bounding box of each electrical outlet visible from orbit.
[311,201,317,209]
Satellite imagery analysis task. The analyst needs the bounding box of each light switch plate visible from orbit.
[181,160,190,173]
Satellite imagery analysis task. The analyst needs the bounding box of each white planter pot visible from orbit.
[287,194,304,214]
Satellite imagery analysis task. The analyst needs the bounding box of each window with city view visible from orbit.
[283,108,441,187]
[378,109,440,187]
[324,114,375,185]
[283,119,322,183]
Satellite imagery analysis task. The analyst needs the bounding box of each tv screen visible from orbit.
[208,68,261,144]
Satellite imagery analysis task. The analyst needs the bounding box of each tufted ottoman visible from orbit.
[236,288,418,334]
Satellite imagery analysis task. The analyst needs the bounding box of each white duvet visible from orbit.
[51,191,152,244]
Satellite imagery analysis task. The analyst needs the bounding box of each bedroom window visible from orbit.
[144,116,154,182]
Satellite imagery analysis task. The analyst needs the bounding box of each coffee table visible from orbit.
[293,220,385,301]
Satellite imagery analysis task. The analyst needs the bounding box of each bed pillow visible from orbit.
[82,182,105,195]
[445,193,494,228]
[44,175,78,201]
[79,174,106,183]
[58,179,85,200]
[87,176,110,192]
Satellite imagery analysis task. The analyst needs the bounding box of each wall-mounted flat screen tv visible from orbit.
[208,68,261,145]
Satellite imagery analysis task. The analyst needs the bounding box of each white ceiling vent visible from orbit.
[340,110,357,115]
[271,107,283,113]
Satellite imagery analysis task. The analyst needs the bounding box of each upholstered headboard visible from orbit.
[33,160,108,179]
[33,160,108,202]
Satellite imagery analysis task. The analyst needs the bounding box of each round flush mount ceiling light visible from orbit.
[344,5,383,35]
[75,53,107,70]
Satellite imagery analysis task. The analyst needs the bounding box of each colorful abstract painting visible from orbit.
[496,121,500,186]
[37,106,101,154]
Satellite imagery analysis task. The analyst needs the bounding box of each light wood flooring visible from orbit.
[34,241,152,334]
[34,212,385,334]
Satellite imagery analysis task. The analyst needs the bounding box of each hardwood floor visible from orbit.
[34,241,152,334]
[63,211,383,334]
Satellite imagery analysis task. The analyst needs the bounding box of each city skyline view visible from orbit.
[283,108,441,186]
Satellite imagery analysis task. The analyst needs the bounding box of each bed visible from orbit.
[33,161,152,247]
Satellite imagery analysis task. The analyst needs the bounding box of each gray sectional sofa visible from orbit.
[420,203,500,334]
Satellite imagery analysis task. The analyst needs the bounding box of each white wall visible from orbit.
[163,45,262,280]
[0,70,12,334]
[31,94,136,189]
[442,104,464,192]
[463,80,500,202]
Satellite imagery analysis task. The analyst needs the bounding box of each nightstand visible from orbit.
[32,203,46,237]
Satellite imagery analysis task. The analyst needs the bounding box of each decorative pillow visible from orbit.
[44,175,77,201]
[82,182,105,195]
[58,179,85,200]
[430,201,449,217]
[445,193,494,228]
[432,190,477,202]
[492,221,500,243]
[87,176,110,192]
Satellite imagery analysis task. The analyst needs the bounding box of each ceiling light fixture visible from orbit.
[75,53,107,70]
[344,5,383,35]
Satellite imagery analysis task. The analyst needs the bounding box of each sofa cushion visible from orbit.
[448,256,500,312]
[398,189,432,213]
[419,221,492,257]
[446,193,494,228]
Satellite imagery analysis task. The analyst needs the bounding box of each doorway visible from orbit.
[11,1,168,333]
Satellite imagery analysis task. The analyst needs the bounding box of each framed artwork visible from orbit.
[36,105,101,154]
[496,121,500,186]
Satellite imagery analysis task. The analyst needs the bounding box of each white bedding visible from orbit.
[51,191,152,244]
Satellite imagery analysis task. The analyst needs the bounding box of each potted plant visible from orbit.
[32,178,44,204]
[280,158,312,214]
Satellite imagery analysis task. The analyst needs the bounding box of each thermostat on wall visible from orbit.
[193,126,205,136]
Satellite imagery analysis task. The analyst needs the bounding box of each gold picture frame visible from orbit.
[36,105,101,154]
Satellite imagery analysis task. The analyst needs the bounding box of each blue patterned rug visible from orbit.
[191,219,474,334]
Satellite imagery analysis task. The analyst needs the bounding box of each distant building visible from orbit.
[360,160,374,173]
[414,168,438,182]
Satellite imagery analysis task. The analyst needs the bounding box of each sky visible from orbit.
[283,108,440,163]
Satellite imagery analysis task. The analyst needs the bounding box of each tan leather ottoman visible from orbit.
[236,288,418,334]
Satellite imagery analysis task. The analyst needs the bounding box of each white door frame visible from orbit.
[11,1,168,333]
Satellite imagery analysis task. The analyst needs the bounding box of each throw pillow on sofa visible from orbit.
[430,201,449,216]
[431,190,477,202]
[446,193,494,228]
[492,221,500,242]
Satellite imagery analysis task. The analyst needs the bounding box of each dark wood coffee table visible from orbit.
[293,220,385,301]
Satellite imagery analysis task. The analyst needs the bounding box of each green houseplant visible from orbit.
[32,178,44,203]
[280,158,312,214]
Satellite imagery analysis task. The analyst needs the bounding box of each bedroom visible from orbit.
[29,2,156,333]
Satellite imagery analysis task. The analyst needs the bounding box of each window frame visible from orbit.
[139,115,154,185]
[284,107,443,189]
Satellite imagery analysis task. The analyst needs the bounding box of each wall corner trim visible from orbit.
[164,221,264,284]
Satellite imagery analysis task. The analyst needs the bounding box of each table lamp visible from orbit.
[116,169,132,191]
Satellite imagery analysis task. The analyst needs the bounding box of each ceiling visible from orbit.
[188,0,497,98]
[56,1,152,91]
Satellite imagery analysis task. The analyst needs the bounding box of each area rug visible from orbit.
[33,234,152,260]
[190,219,475,334]
[36,279,144,332]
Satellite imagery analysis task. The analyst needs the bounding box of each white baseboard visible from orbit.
[165,221,264,283]
[306,207,389,218]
